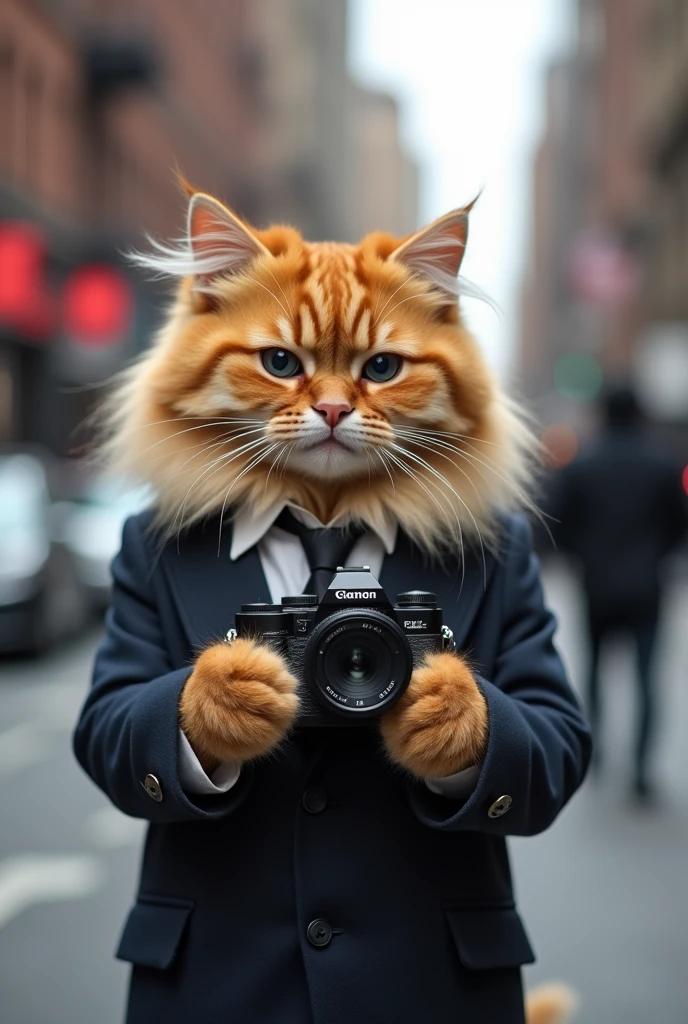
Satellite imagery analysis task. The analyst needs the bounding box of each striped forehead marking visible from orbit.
[292,244,373,350]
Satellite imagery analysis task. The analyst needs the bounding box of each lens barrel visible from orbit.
[235,603,288,648]
[304,608,412,718]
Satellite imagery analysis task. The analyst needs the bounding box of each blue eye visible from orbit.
[362,353,402,383]
[261,348,302,378]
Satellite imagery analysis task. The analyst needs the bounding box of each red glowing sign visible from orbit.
[682,465,688,496]
[62,264,133,346]
[0,222,53,339]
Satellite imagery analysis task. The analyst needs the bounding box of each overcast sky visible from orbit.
[348,0,574,377]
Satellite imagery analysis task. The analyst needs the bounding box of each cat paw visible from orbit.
[380,651,488,777]
[179,638,299,766]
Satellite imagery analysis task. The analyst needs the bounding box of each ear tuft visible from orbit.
[173,167,198,199]
[187,194,269,287]
[391,209,470,299]
[128,193,269,291]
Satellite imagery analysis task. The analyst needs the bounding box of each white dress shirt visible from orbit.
[178,500,479,799]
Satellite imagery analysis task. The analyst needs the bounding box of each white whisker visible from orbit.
[393,429,545,544]
[264,267,294,319]
[391,443,485,585]
[393,428,501,486]
[225,444,280,500]
[143,423,265,461]
[377,293,425,324]
[383,449,465,583]
[278,442,296,479]
[375,448,397,494]
[373,271,420,327]
[263,441,291,493]
[394,427,517,487]
[363,447,374,486]
[173,426,266,472]
[251,280,291,322]
[132,415,265,431]
[394,425,502,447]
[173,436,272,542]
[393,433,486,506]
[401,430,530,497]
[217,443,281,553]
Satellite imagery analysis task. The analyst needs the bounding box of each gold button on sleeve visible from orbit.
[487,794,512,818]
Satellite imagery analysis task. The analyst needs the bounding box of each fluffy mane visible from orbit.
[98,190,539,558]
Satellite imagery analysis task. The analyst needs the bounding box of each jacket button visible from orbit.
[307,918,333,948]
[143,774,163,802]
[302,787,327,814]
[487,794,512,818]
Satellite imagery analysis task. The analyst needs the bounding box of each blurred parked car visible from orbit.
[0,453,88,654]
[64,478,153,610]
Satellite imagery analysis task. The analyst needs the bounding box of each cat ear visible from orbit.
[390,209,469,299]
[187,193,270,286]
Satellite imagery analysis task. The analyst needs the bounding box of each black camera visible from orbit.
[232,567,455,727]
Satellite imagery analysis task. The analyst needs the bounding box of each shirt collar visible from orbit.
[230,499,398,560]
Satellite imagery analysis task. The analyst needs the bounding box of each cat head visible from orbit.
[101,189,537,554]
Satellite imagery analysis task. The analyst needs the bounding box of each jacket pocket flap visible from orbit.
[444,906,535,970]
[116,895,193,969]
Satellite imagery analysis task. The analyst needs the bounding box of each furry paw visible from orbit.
[525,984,578,1024]
[179,638,299,767]
[380,651,488,777]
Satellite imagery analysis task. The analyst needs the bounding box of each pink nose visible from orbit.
[313,402,353,430]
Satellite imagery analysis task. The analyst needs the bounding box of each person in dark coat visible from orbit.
[72,192,591,1024]
[73,510,591,1024]
[551,386,688,799]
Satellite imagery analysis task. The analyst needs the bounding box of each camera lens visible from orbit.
[304,609,412,718]
[341,646,373,683]
[327,636,387,698]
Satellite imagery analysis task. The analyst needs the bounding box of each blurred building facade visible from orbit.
[347,82,418,244]
[240,0,417,242]
[0,0,418,458]
[518,0,688,457]
[639,1,688,335]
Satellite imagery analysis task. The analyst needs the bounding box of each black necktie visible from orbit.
[275,509,364,600]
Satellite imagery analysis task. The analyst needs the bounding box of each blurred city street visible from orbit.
[0,562,687,1024]
[1,1,687,1022]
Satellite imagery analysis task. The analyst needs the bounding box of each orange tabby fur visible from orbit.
[107,196,536,556]
[525,985,578,1024]
[102,188,537,779]
[179,639,299,768]
[97,186,572,1018]
[380,651,488,777]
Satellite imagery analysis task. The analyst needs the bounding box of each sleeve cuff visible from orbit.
[425,764,480,799]
[178,730,241,795]
[409,675,533,833]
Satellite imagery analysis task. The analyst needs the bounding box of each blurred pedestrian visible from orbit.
[551,386,688,801]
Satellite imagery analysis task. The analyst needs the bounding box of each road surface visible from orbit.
[1,561,686,1022]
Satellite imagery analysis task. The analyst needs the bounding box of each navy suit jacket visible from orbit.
[73,511,591,1024]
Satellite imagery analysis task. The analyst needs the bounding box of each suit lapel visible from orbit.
[158,518,496,655]
[380,533,496,650]
[157,518,271,651]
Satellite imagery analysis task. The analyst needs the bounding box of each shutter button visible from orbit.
[307,919,333,948]
[302,787,327,814]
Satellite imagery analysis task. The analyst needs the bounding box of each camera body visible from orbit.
[233,567,454,727]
